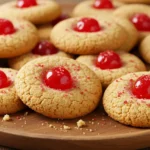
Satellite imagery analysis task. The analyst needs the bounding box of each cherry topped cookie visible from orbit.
[50,17,130,55]
[72,0,124,17]
[103,72,150,127]
[0,68,25,115]
[0,0,61,24]
[0,18,38,58]
[15,56,102,119]
[77,51,146,87]
[8,40,72,70]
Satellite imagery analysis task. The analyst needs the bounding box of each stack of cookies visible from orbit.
[0,0,150,127]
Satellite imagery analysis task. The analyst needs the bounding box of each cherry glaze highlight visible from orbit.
[131,13,150,31]
[74,18,101,32]
[44,67,73,90]
[0,19,15,35]
[93,0,114,9]
[17,0,37,8]
[32,41,58,56]
[132,75,150,99]
[96,50,122,69]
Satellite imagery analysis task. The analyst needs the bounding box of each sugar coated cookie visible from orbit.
[103,72,150,127]
[15,56,102,119]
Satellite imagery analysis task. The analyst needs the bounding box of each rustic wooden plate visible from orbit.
[0,1,150,150]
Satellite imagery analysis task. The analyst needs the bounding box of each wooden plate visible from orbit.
[0,1,150,150]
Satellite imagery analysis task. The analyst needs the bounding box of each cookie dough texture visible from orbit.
[0,19,38,58]
[0,0,61,24]
[103,72,150,127]
[15,56,102,119]
[116,0,150,4]
[50,17,129,55]
[77,52,146,87]
[8,51,72,70]
[139,35,150,64]
[0,68,25,115]
[72,0,124,17]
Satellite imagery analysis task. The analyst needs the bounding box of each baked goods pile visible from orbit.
[0,0,150,127]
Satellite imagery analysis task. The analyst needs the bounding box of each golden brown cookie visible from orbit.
[103,72,150,127]
[0,0,61,24]
[0,18,38,58]
[77,51,146,87]
[15,56,102,119]
[116,0,150,4]
[0,68,25,115]
[51,17,129,55]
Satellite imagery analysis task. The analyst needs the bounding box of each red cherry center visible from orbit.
[93,0,114,9]
[74,18,101,32]
[96,50,122,69]
[0,19,15,35]
[17,0,37,8]
[132,75,150,99]
[43,67,73,90]
[131,13,150,31]
[51,14,70,26]
[0,70,11,89]
[32,41,58,56]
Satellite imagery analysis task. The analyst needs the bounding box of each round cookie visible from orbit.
[113,4,150,40]
[72,0,124,17]
[0,18,38,58]
[116,0,150,4]
[139,35,150,64]
[0,68,25,115]
[103,72,150,127]
[0,0,61,24]
[50,17,128,55]
[15,56,102,119]
[77,51,146,87]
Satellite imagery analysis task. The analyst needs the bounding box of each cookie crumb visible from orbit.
[82,132,86,135]
[2,114,11,121]
[49,124,54,128]
[63,125,71,130]
[24,112,28,116]
[89,129,93,132]
[77,119,86,128]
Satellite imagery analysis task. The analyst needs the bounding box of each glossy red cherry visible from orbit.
[0,19,15,35]
[0,70,11,89]
[131,13,150,31]
[43,67,73,90]
[17,0,37,8]
[96,50,122,69]
[93,0,114,9]
[74,18,101,32]
[32,41,58,55]
[51,14,70,26]
[132,75,150,99]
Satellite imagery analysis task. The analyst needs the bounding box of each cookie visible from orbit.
[72,0,124,17]
[0,0,61,24]
[0,18,38,58]
[0,68,25,115]
[8,41,72,70]
[113,4,150,40]
[50,17,129,55]
[15,56,102,119]
[139,35,150,64]
[103,72,150,127]
[77,51,146,87]
[115,0,150,4]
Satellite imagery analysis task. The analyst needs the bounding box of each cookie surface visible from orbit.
[116,0,150,4]
[0,68,25,114]
[15,56,102,119]
[103,72,150,127]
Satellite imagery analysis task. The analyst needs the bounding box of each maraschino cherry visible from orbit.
[96,50,122,69]
[0,70,11,89]
[32,41,58,55]
[74,18,101,32]
[43,67,73,90]
[0,19,15,35]
[131,13,150,31]
[93,0,114,9]
[132,75,150,99]
[17,0,37,8]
